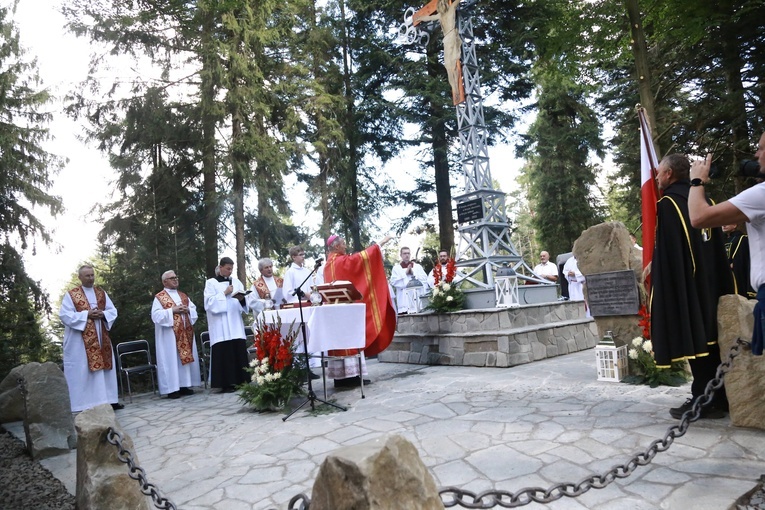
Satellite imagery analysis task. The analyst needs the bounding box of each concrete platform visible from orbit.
[7,350,764,509]
[383,300,599,367]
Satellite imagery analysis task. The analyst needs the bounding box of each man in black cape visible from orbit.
[723,224,755,298]
[650,154,734,419]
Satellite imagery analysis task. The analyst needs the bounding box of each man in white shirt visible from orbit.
[151,270,201,399]
[689,132,765,356]
[283,246,323,303]
[532,251,558,283]
[389,246,428,313]
[59,264,120,412]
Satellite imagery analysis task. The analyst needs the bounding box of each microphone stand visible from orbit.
[283,259,346,421]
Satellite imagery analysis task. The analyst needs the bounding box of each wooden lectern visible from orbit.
[315,281,362,304]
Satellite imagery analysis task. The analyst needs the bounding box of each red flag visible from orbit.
[637,107,660,288]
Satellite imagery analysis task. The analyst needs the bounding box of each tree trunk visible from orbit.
[339,0,362,252]
[427,44,455,253]
[229,24,247,284]
[625,0,661,155]
[200,3,219,276]
[718,1,750,192]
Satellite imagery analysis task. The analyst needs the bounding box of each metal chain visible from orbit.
[105,427,177,510]
[91,338,744,509]
[437,338,750,508]
[287,493,311,509]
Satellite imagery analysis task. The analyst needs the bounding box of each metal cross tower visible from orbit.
[398,0,531,288]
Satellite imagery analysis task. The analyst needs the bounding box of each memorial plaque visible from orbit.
[457,198,483,223]
[585,270,639,317]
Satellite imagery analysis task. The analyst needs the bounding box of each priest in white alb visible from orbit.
[151,270,201,399]
[204,257,252,393]
[389,246,428,314]
[563,256,585,301]
[251,257,285,308]
[59,264,120,412]
[283,245,323,304]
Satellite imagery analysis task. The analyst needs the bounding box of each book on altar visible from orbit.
[316,280,363,304]
[281,300,310,310]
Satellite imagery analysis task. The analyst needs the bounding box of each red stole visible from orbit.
[68,286,113,371]
[254,276,283,299]
[324,244,396,357]
[155,290,195,365]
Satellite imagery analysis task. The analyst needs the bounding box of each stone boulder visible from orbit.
[0,362,76,459]
[573,221,643,346]
[717,294,764,430]
[75,404,151,510]
[311,434,443,510]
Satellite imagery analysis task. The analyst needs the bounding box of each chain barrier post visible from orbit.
[105,427,177,510]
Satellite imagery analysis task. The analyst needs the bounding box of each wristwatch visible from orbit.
[690,178,705,187]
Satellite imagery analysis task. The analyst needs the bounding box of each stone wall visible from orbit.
[379,301,598,367]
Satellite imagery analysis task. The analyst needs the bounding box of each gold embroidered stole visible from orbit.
[156,290,195,365]
[68,286,113,371]
[254,276,283,299]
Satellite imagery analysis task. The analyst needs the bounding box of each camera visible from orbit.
[739,159,764,179]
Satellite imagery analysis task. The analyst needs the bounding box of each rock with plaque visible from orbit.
[585,270,639,317]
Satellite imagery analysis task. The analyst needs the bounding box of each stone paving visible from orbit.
[9,350,765,509]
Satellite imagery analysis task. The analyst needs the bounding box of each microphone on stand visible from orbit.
[314,258,324,269]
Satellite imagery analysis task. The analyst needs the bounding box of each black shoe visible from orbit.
[669,398,726,420]
[179,387,195,396]
[333,376,371,388]
[334,376,360,388]
[309,370,321,380]
[111,403,125,410]
[167,391,182,399]
[220,386,237,393]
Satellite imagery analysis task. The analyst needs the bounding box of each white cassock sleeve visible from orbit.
[389,264,409,291]
[103,292,118,330]
[204,278,247,345]
[412,264,428,284]
[59,292,89,335]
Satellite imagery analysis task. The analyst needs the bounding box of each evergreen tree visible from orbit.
[519,66,605,259]
[0,1,64,378]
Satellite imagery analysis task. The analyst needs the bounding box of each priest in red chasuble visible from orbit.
[321,233,397,386]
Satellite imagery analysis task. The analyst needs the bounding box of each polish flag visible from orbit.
[637,107,660,288]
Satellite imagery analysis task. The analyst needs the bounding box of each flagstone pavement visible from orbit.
[8,349,765,509]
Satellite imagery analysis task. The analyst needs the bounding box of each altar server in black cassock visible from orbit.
[650,154,734,419]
